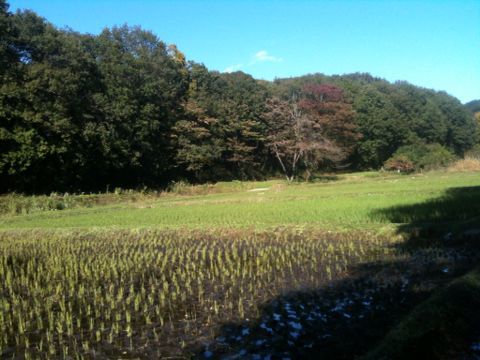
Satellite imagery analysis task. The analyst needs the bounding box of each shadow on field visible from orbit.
[372,186,480,241]
[198,186,480,359]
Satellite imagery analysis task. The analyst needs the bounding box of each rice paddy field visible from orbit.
[1,171,480,231]
[1,171,480,359]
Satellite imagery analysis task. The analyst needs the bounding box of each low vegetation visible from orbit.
[0,228,397,358]
[1,171,479,230]
[384,143,457,173]
[448,157,480,172]
[0,192,157,216]
[1,170,480,358]
[365,267,480,360]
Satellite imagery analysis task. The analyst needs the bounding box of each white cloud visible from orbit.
[253,50,283,63]
[223,50,283,73]
[223,63,243,73]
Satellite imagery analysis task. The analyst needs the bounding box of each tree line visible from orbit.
[0,1,477,193]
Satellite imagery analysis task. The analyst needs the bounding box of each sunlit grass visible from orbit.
[1,171,479,230]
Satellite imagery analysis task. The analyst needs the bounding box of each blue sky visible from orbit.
[8,0,480,103]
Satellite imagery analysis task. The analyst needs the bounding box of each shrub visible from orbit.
[389,143,456,171]
[465,144,480,159]
[448,157,480,172]
[394,143,429,166]
[0,192,156,215]
[384,155,415,173]
[167,180,216,196]
[417,144,456,170]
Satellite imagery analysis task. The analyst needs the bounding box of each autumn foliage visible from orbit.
[384,155,415,173]
[264,84,359,180]
[0,1,478,192]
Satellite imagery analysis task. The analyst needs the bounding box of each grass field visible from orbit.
[1,171,480,231]
[1,170,480,359]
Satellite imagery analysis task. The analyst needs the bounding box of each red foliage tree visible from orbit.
[299,84,359,152]
[264,84,359,181]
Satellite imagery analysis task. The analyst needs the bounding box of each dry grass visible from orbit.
[448,157,480,172]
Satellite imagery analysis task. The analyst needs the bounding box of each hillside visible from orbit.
[465,99,480,113]
[0,2,478,193]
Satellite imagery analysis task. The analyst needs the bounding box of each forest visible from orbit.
[1,0,478,193]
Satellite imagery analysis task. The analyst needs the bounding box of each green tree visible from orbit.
[0,0,21,192]
[433,92,476,154]
[93,25,189,188]
[352,85,406,167]
[174,66,267,181]
[1,11,103,192]
[173,64,228,181]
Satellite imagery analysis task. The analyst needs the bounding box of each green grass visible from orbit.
[1,171,479,230]
[1,170,480,358]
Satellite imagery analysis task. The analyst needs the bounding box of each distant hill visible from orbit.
[465,100,480,113]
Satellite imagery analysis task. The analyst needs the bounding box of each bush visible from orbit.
[448,157,480,172]
[0,192,157,215]
[417,144,456,170]
[465,144,480,159]
[384,155,415,173]
[167,180,216,196]
[393,143,429,165]
[388,143,456,171]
